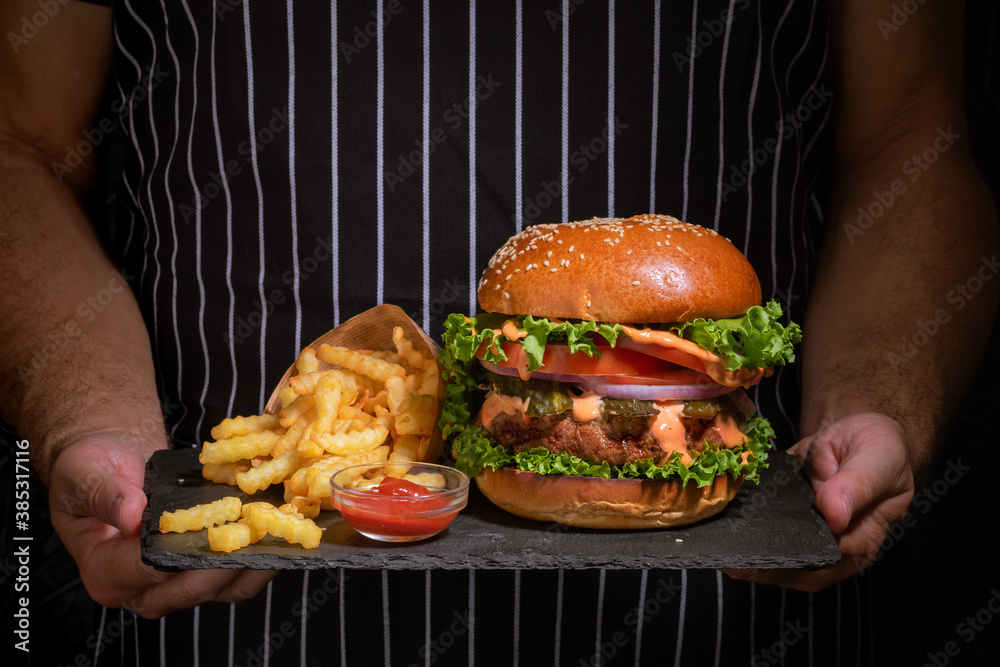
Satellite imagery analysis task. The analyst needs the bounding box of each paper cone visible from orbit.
[264,304,444,463]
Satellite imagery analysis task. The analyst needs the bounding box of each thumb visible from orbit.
[49,438,150,537]
[809,414,911,535]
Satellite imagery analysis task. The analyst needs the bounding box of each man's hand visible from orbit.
[48,435,275,618]
[724,1,997,591]
[725,413,914,591]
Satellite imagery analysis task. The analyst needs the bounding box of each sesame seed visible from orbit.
[495,269,501,274]
[505,274,512,281]
[568,246,574,252]
[543,260,550,266]
[557,240,563,244]
[632,280,640,286]
[580,254,585,259]
[494,284,501,290]
[550,268,558,273]
[627,249,632,255]
[504,292,509,299]
[587,300,591,307]
[656,241,661,247]
[514,269,520,273]
[604,238,611,242]
[547,251,553,257]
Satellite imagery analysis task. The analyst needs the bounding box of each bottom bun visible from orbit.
[475,468,744,529]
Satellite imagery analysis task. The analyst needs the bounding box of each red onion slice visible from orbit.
[574,380,734,401]
[481,359,748,402]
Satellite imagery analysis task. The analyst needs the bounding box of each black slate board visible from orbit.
[141,448,840,571]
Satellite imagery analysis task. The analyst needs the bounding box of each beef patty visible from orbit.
[485,405,733,467]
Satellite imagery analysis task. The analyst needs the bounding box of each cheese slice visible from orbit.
[621,325,768,388]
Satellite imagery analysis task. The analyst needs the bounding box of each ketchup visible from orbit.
[337,477,459,538]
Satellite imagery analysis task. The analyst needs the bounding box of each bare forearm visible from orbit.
[802,132,998,480]
[0,141,166,485]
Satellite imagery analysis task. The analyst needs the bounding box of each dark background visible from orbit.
[3,1,999,665]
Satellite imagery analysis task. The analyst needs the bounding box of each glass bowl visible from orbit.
[330,462,470,542]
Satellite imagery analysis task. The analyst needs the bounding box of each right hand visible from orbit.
[48,435,276,618]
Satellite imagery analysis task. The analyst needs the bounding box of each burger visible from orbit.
[439,214,801,528]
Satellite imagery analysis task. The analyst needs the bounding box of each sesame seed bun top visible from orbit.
[476,214,762,322]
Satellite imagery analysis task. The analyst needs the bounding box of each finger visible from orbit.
[79,532,172,610]
[133,568,279,618]
[49,438,148,535]
[812,437,911,536]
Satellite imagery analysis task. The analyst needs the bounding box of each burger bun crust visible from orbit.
[475,467,744,529]
[477,214,762,323]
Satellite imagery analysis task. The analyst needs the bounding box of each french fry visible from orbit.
[289,371,328,396]
[317,344,406,383]
[236,449,305,495]
[210,414,281,440]
[202,460,251,486]
[386,434,420,476]
[384,376,405,415]
[392,326,429,372]
[317,446,390,495]
[159,496,242,534]
[417,359,440,397]
[295,346,320,375]
[303,455,347,498]
[199,432,280,465]
[207,519,265,553]
[286,495,321,520]
[361,389,388,414]
[277,386,299,410]
[310,424,389,456]
[287,466,311,497]
[404,471,448,490]
[398,393,437,415]
[336,403,375,425]
[361,349,406,367]
[389,434,420,462]
[416,436,433,462]
[395,411,436,437]
[307,374,345,437]
[278,394,314,429]
[272,412,311,456]
[277,503,306,519]
[242,502,322,549]
[395,393,437,436]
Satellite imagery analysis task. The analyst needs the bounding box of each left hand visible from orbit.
[723,412,915,591]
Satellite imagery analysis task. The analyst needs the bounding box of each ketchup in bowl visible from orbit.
[331,463,469,542]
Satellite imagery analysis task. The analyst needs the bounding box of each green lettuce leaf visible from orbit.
[674,300,802,371]
[437,313,622,437]
[451,417,774,486]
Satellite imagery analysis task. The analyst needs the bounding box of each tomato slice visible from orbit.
[481,342,674,377]
[615,337,708,374]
